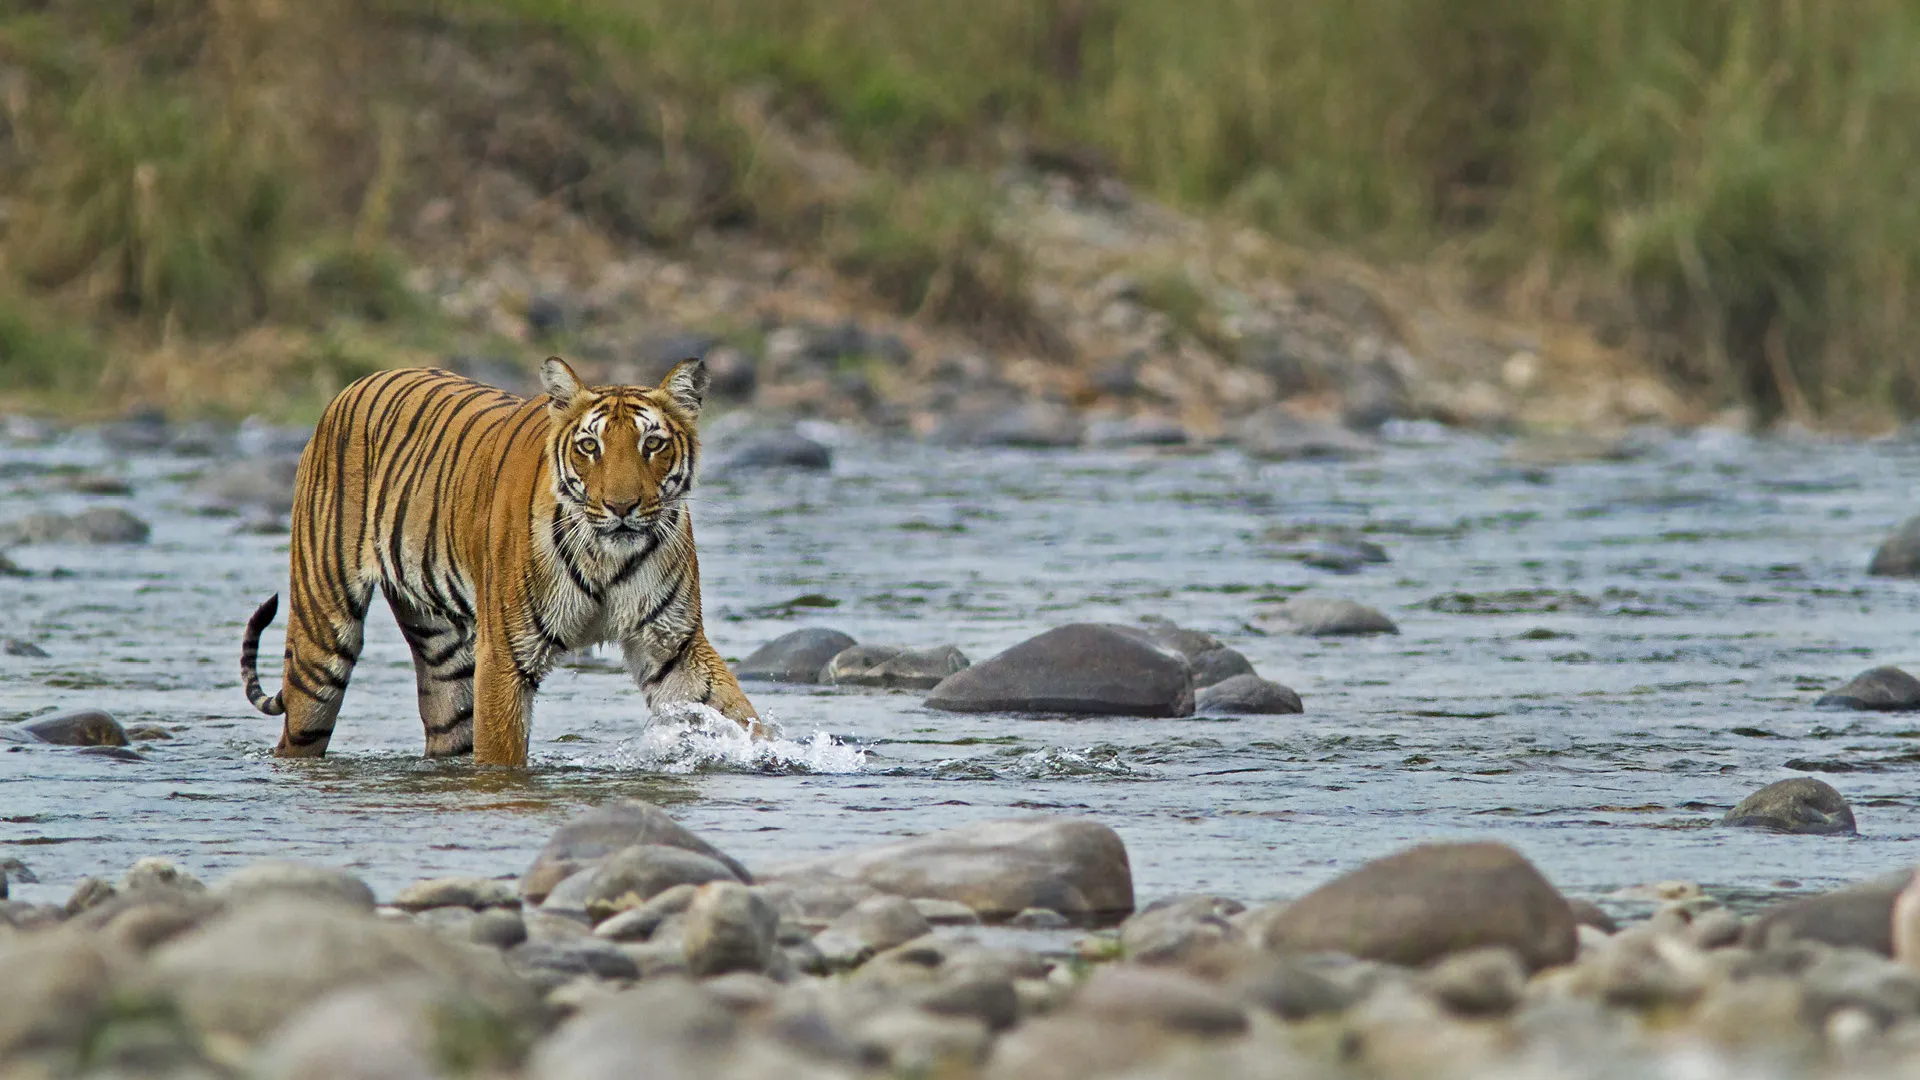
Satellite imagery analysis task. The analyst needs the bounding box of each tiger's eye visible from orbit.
[643,434,668,454]
[576,436,600,456]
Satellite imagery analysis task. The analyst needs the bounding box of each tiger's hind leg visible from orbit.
[385,589,477,757]
[274,577,377,757]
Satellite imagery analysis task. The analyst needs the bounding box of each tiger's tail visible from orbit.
[241,594,287,716]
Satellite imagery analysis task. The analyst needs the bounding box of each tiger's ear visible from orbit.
[660,357,709,418]
[540,356,585,415]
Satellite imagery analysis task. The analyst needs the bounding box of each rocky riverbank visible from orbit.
[6,799,1920,1079]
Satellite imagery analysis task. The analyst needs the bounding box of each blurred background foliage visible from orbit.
[2,0,1919,423]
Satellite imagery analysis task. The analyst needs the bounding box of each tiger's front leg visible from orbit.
[625,630,766,738]
[472,627,536,766]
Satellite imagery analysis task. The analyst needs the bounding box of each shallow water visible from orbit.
[6,420,1920,919]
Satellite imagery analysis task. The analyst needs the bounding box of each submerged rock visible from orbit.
[1868,515,1920,578]
[521,799,750,904]
[1232,407,1378,461]
[935,401,1085,448]
[1249,841,1577,971]
[923,623,1193,718]
[735,628,858,684]
[1815,666,1920,711]
[763,816,1134,925]
[21,710,128,747]
[706,428,833,477]
[1259,596,1399,636]
[1194,674,1303,715]
[1721,777,1858,836]
[824,643,970,690]
[0,507,151,545]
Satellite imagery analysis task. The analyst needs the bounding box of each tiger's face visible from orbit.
[541,356,706,542]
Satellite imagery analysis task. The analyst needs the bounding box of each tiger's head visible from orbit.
[540,355,706,542]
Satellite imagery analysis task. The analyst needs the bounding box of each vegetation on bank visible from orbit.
[3,0,1920,425]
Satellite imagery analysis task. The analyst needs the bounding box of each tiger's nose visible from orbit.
[605,498,641,518]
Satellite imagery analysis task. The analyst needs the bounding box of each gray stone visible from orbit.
[391,876,519,911]
[1228,955,1373,1021]
[1232,407,1378,461]
[1252,841,1577,971]
[1083,415,1191,447]
[1009,907,1070,929]
[470,908,528,950]
[124,723,175,741]
[594,882,699,942]
[763,817,1134,926]
[1418,946,1527,1016]
[214,860,376,911]
[146,899,535,1043]
[1721,777,1857,835]
[1120,895,1245,965]
[1068,965,1248,1035]
[1869,515,1920,578]
[1260,596,1399,636]
[707,429,833,476]
[194,457,299,517]
[1194,674,1302,715]
[538,868,600,918]
[850,1007,993,1073]
[935,401,1084,449]
[1816,666,1920,711]
[1189,647,1256,688]
[21,710,127,747]
[509,938,640,986]
[826,644,971,690]
[76,745,145,762]
[812,894,934,970]
[66,877,117,914]
[911,898,981,926]
[1745,870,1915,956]
[96,896,219,953]
[924,624,1194,718]
[0,507,150,545]
[254,980,525,1080]
[4,639,47,658]
[1567,898,1618,934]
[584,845,745,920]
[528,978,737,1080]
[522,799,751,903]
[735,628,859,684]
[682,881,780,977]
[0,933,122,1058]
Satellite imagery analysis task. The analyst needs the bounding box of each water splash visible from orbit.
[601,702,868,775]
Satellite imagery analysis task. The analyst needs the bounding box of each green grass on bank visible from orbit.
[7,0,1920,423]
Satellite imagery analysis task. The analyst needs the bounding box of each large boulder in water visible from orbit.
[1246,841,1577,971]
[735,628,857,684]
[1721,777,1857,836]
[923,624,1193,717]
[1869,515,1920,578]
[762,817,1135,926]
[1815,666,1920,711]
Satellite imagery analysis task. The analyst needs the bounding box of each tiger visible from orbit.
[238,356,763,766]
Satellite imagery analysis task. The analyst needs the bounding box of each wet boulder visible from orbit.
[521,799,750,903]
[1250,841,1577,971]
[763,816,1134,926]
[934,400,1085,449]
[1194,674,1303,715]
[1721,777,1857,836]
[1816,666,1920,711]
[1132,617,1255,689]
[923,623,1194,718]
[734,628,858,684]
[21,710,127,747]
[1869,515,1920,578]
[391,876,519,912]
[1259,596,1399,636]
[705,428,832,477]
[0,507,150,545]
[1232,407,1378,462]
[1745,870,1915,956]
[213,861,377,911]
[823,643,970,690]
